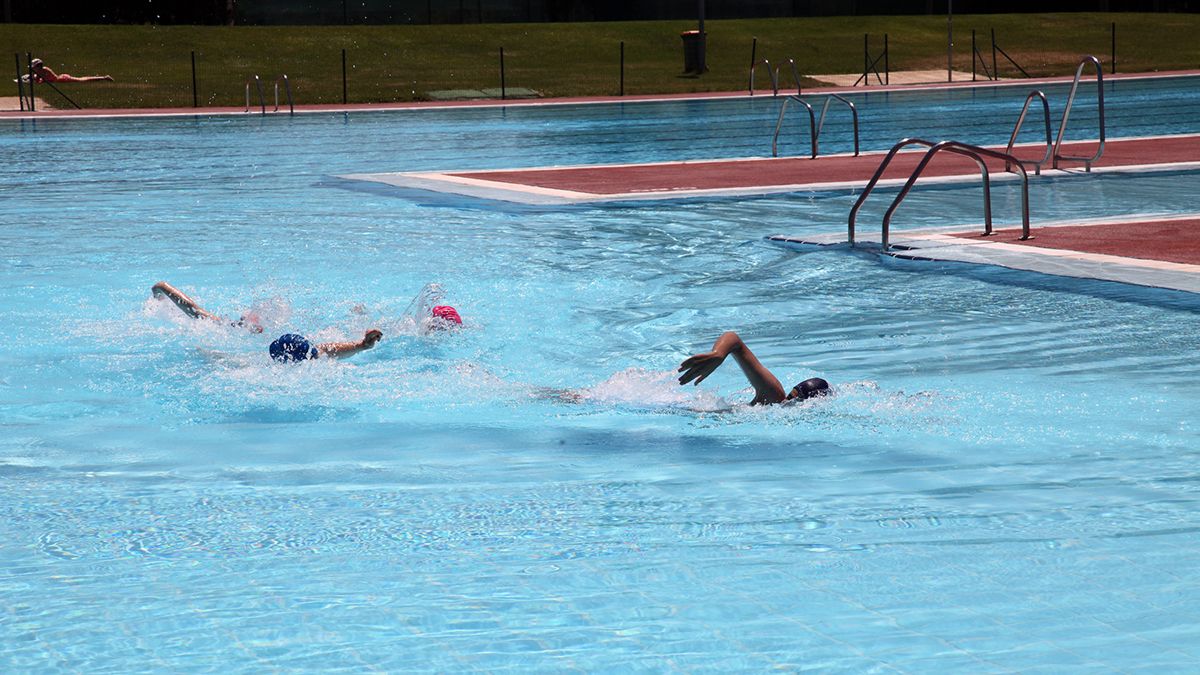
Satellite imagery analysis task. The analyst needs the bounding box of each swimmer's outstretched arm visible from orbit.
[151,281,221,322]
[317,329,382,359]
[678,331,787,405]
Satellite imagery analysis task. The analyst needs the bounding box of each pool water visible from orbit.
[2,76,1199,670]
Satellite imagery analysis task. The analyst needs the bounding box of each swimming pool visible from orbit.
[3,75,1200,670]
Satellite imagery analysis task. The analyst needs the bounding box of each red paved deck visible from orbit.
[452,135,1200,195]
[950,218,1200,266]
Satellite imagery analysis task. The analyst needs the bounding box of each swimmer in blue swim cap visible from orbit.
[151,281,264,333]
[678,331,830,405]
[269,329,382,362]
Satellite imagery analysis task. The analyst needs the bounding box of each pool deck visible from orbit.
[343,134,1200,204]
[768,215,1200,294]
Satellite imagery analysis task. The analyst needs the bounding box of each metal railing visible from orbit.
[772,96,816,158]
[274,74,294,114]
[1005,90,1052,175]
[848,138,1030,250]
[749,59,777,96]
[1053,56,1106,171]
[772,94,859,159]
[774,58,802,96]
[245,75,266,114]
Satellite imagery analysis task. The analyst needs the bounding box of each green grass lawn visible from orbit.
[3,13,1198,109]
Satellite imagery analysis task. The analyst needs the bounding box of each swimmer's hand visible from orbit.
[363,329,383,348]
[678,350,726,386]
[315,328,383,359]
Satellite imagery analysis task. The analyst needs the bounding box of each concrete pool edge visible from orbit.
[768,215,1200,295]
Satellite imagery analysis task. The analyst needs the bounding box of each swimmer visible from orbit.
[29,58,113,83]
[268,330,382,363]
[401,283,463,334]
[151,281,264,333]
[678,331,830,405]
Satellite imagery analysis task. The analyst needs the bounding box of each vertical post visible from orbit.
[991,28,997,79]
[14,53,25,111]
[500,47,506,100]
[341,49,348,104]
[748,37,757,91]
[971,30,976,81]
[619,41,625,96]
[1111,22,1116,74]
[26,52,34,112]
[191,50,199,107]
[884,33,889,85]
[947,0,953,82]
[697,0,706,74]
[863,33,868,87]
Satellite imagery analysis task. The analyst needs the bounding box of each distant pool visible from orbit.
[2,75,1199,670]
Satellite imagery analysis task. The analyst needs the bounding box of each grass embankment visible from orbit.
[3,13,1198,109]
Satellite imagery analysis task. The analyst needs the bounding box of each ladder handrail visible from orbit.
[749,59,778,96]
[774,58,802,95]
[245,75,265,115]
[848,138,1030,249]
[1053,55,1106,171]
[1005,90,1052,175]
[772,96,817,158]
[273,74,294,114]
[817,93,860,157]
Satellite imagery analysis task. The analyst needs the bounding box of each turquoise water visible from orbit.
[3,76,1200,671]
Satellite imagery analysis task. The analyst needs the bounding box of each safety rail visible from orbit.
[774,58,802,96]
[274,74,294,115]
[1005,90,1052,175]
[245,75,266,114]
[848,138,1030,251]
[772,97,816,158]
[1053,56,1105,171]
[749,59,778,96]
[818,94,860,157]
[772,94,859,159]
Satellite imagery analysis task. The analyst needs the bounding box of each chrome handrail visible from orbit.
[772,96,817,158]
[1053,55,1105,171]
[749,59,778,96]
[775,58,802,95]
[1005,90,1052,175]
[245,75,265,115]
[848,138,1030,250]
[274,74,294,115]
[817,93,859,157]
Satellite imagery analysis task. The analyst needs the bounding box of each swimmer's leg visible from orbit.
[151,281,220,322]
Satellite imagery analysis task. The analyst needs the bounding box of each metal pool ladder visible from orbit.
[771,94,860,158]
[1006,56,1105,174]
[848,138,1030,251]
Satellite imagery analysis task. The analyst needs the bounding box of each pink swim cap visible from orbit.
[431,305,462,324]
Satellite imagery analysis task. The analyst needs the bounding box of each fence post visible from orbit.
[1111,22,1116,74]
[191,51,199,107]
[971,30,976,81]
[863,34,868,87]
[499,47,506,100]
[14,54,25,111]
[748,37,757,91]
[26,52,34,112]
[619,41,625,96]
[884,33,889,85]
[991,29,997,79]
[341,49,348,104]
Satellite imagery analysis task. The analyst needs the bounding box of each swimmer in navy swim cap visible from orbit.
[678,331,830,405]
[151,281,264,333]
[269,329,382,362]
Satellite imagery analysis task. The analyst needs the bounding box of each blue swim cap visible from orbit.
[269,333,317,362]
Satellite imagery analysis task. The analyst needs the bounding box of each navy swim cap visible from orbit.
[790,377,831,401]
[269,333,317,362]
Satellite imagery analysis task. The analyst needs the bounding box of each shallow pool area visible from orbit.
[3,77,1200,670]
